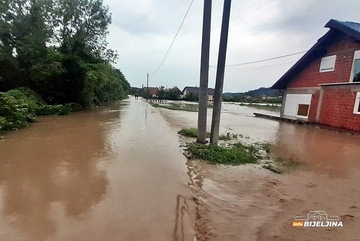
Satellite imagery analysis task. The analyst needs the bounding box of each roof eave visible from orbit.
[325,19,360,41]
[271,31,331,89]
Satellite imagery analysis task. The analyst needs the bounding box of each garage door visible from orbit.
[283,94,312,119]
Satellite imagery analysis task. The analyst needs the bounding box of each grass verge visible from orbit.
[178,127,302,172]
[178,127,210,138]
[184,142,266,165]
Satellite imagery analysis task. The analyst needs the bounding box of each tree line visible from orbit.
[0,0,130,109]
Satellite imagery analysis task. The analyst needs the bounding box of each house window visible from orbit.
[353,92,360,115]
[297,104,309,117]
[351,50,360,82]
[319,55,336,72]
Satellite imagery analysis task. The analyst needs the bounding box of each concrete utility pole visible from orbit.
[210,0,232,145]
[197,0,212,144]
[146,72,149,100]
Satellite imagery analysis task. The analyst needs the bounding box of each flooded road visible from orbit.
[0,97,195,241]
[159,102,360,241]
[1,97,360,241]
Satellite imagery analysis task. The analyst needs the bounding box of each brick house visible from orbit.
[143,87,159,98]
[272,19,360,132]
[182,86,215,101]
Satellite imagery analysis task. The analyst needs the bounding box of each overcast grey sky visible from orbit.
[103,0,360,92]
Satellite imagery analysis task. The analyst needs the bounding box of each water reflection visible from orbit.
[0,105,122,241]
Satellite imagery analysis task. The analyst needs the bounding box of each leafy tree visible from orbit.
[82,63,128,108]
[52,0,112,59]
[184,92,199,101]
[158,86,181,100]
[0,0,130,109]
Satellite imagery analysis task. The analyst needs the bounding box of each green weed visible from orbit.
[184,142,265,165]
[178,128,210,138]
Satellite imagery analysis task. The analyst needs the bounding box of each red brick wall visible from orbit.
[288,34,360,88]
[319,88,360,131]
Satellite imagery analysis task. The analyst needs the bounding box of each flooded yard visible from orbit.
[0,97,359,240]
[159,101,360,241]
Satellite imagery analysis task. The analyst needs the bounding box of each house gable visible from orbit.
[288,33,360,88]
[143,87,159,96]
[272,19,360,90]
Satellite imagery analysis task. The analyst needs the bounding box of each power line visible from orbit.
[223,61,295,70]
[152,0,195,76]
[210,50,307,68]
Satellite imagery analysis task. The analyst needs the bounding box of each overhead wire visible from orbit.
[209,50,307,68]
[152,0,195,76]
[209,42,339,69]
[223,61,296,70]
[151,9,338,75]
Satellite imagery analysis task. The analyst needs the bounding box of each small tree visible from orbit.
[184,92,199,101]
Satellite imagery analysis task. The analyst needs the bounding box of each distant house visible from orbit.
[182,86,215,101]
[158,86,182,100]
[143,87,159,98]
[168,86,182,95]
[272,19,360,132]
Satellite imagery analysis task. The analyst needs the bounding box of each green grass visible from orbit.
[184,140,302,170]
[184,142,265,165]
[178,128,302,172]
[178,127,210,138]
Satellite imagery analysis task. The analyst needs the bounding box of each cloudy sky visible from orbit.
[103,0,360,93]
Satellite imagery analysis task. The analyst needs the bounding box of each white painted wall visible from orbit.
[283,94,312,119]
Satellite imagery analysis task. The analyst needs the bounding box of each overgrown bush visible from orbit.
[0,88,83,131]
[0,90,37,130]
[36,103,82,116]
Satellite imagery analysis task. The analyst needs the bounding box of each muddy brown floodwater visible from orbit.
[1,98,360,241]
[0,97,196,241]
